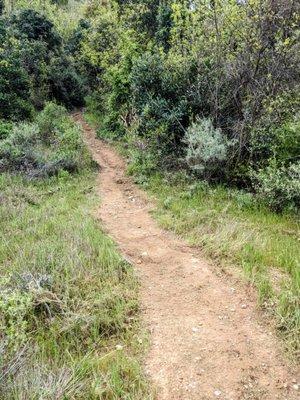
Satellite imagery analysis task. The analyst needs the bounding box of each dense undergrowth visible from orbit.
[0,105,152,398]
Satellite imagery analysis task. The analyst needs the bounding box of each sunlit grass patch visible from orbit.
[0,171,152,399]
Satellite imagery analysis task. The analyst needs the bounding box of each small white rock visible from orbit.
[241,304,247,309]
[214,389,222,397]
[116,344,123,351]
[292,384,299,391]
[192,327,199,333]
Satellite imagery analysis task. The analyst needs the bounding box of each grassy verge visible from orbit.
[140,173,300,359]
[0,112,152,398]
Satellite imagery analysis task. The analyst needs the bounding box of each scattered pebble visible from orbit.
[292,384,299,391]
[241,304,248,309]
[116,344,123,351]
[192,327,199,333]
[214,389,222,396]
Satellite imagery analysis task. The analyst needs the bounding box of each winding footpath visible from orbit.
[74,113,299,400]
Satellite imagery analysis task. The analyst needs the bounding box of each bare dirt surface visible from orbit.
[74,113,299,400]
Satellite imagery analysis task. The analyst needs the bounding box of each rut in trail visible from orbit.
[74,113,299,400]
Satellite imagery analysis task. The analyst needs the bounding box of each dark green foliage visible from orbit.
[0,0,4,16]
[130,52,196,160]
[48,56,86,108]
[251,113,300,167]
[0,120,13,140]
[0,20,34,120]
[0,8,87,119]
[9,9,61,50]
[66,19,90,55]
[156,1,173,50]
[0,50,33,121]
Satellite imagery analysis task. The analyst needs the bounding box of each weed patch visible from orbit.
[0,170,151,398]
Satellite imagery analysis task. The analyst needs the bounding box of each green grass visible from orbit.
[0,170,152,399]
[137,172,299,359]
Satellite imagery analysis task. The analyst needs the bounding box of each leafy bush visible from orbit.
[183,118,234,180]
[0,102,90,177]
[35,101,67,136]
[48,56,87,108]
[250,110,300,167]
[129,52,196,164]
[0,48,33,121]
[0,122,40,173]
[0,120,13,140]
[271,116,300,165]
[253,162,300,212]
[0,8,87,115]
[9,9,61,50]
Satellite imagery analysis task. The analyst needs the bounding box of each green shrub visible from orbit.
[48,56,87,108]
[250,111,300,168]
[130,52,194,160]
[0,121,13,140]
[253,161,300,212]
[35,101,68,136]
[0,9,87,113]
[0,50,33,121]
[0,122,40,173]
[9,9,61,51]
[272,116,300,165]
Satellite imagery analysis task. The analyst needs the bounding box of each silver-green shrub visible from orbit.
[183,118,233,179]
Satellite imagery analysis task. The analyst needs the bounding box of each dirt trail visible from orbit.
[74,113,299,400]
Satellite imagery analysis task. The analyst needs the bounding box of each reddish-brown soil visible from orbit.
[74,113,299,400]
